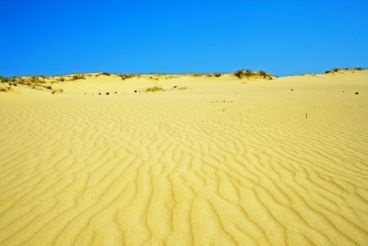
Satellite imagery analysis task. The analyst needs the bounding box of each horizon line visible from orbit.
[1,67,367,78]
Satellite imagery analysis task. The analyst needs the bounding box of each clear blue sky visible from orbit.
[1,0,367,76]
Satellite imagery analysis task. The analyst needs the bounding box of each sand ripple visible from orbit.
[0,87,367,245]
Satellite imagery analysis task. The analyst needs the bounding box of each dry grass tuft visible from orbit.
[145,86,164,92]
[51,88,63,94]
[173,86,188,90]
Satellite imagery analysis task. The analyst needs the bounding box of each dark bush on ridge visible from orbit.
[325,67,365,74]
[234,69,272,80]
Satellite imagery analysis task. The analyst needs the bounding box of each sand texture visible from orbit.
[0,71,368,245]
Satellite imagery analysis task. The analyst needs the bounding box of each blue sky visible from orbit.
[1,0,367,76]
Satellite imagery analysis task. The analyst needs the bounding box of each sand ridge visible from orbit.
[0,70,368,245]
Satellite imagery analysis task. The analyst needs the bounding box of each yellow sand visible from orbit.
[0,71,367,245]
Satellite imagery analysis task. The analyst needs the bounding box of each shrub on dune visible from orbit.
[234,69,272,80]
[71,74,85,80]
[30,76,44,83]
[325,68,339,74]
[258,71,269,77]
[16,76,41,86]
[234,69,251,78]
[119,74,133,80]
[0,76,10,83]
[0,85,12,92]
[95,72,111,77]
[1,76,22,83]
[325,67,365,74]
[191,73,203,77]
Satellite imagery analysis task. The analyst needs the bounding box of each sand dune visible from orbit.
[0,70,368,245]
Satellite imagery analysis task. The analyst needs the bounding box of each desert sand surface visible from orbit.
[0,70,368,245]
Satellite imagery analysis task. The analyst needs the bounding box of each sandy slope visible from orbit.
[0,71,368,245]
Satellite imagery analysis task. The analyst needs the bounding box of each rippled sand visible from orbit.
[1,71,367,245]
